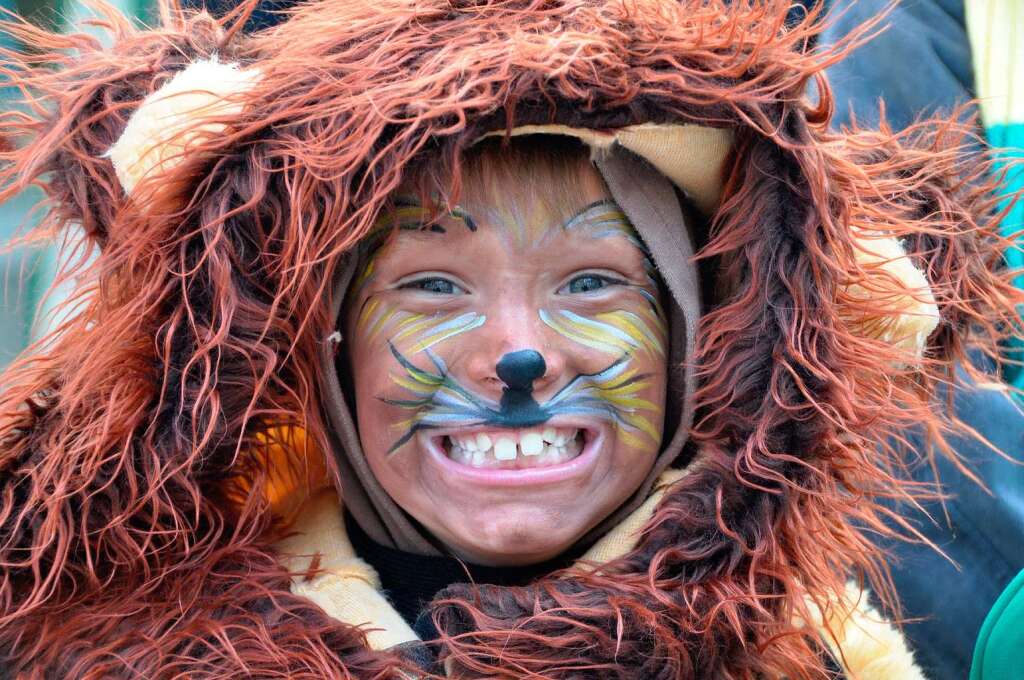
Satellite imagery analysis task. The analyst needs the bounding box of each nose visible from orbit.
[496,350,546,392]
[461,308,567,400]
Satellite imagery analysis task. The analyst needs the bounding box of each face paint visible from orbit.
[344,149,670,566]
[539,309,665,358]
[356,299,486,354]
[362,195,666,452]
[383,343,659,454]
[352,197,479,295]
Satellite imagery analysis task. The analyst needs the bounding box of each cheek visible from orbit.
[611,356,668,457]
[347,338,433,515]
[347,340,397,457]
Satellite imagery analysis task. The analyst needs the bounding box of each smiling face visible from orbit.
[345,140,668,566]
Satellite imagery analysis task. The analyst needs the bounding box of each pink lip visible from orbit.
[418,421,605,488]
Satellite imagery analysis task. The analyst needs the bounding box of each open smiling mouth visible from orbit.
[437,426,591,469]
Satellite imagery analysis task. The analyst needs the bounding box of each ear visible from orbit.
[0,8,238,247]
[844,230,940,362]
[107,57,261,200]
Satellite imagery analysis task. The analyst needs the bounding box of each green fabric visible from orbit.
[971,569,1024,680]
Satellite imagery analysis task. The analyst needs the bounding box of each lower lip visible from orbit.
[420,429,604,487]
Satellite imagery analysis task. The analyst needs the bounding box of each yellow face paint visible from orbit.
[356,301,486,355]
[353,197,666,455]
[382,344,660,454]
[540,309,666,359]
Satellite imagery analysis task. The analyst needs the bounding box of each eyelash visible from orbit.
[558,273,628,295]
[397,276,465,295]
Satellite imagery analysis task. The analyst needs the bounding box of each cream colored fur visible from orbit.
[845,232,940,362]
[807,581,928,680]
[107,57,260,196]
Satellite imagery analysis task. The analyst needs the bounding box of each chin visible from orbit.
[436,504,586,567]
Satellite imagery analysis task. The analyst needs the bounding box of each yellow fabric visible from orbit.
[966,0,1024,128]
[615,123,733,218]
[476,123,733,215]
[276,489,419,650]
[808,582,928,680]
[278,479,926,678]
[578,467,692,564]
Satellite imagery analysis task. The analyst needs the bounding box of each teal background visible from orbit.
[0,0,150,370]
[987,123,1024,390]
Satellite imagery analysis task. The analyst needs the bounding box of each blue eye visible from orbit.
[565,274,613,294]
[401,277,464,295]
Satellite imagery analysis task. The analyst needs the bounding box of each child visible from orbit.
[0,1,1018,677]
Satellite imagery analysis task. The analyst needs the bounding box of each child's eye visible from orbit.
[400,277,465,295]
[561,274,622,295]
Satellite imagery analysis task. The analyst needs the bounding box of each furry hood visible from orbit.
[0,0,1019,677]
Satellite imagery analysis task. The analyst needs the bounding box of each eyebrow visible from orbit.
[377,198,633,246]
[374,196,478,234]
[561,199,630,233]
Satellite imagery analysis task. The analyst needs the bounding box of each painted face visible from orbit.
[345,154,668,566]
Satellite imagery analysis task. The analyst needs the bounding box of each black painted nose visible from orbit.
[495,350,546,391]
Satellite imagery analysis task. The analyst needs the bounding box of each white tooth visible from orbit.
[554,430,568,446]
[493,436,517,460]
[520,431,543,456]
[472,451,484,466]
[542,427,557,443]
[447,440,468,464]
[460,436,479,452]
[476,433,493,451]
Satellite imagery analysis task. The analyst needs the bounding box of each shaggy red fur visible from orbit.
[0,0,1020,677]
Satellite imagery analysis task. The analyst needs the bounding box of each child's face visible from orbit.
[345,159,668,566]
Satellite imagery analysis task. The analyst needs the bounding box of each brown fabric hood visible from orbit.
[320,143,702,555]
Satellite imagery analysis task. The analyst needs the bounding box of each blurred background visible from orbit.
[0,0,151,370]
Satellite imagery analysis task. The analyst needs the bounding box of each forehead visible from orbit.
[372,153,632,253]
[370,196,643,262]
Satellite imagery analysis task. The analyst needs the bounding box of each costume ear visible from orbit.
[843,230,940,362]
[107,57,261,200]
[0,7,241,247]
[835,121,1015,370]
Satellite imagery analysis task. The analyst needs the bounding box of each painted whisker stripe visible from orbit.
[356,297,382,333]
[541,309,665,357]
[359,304,486,354]
[539,315,617,355]
[561,201,628,231]
[406,313,486,353]
[595,310,665,356]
